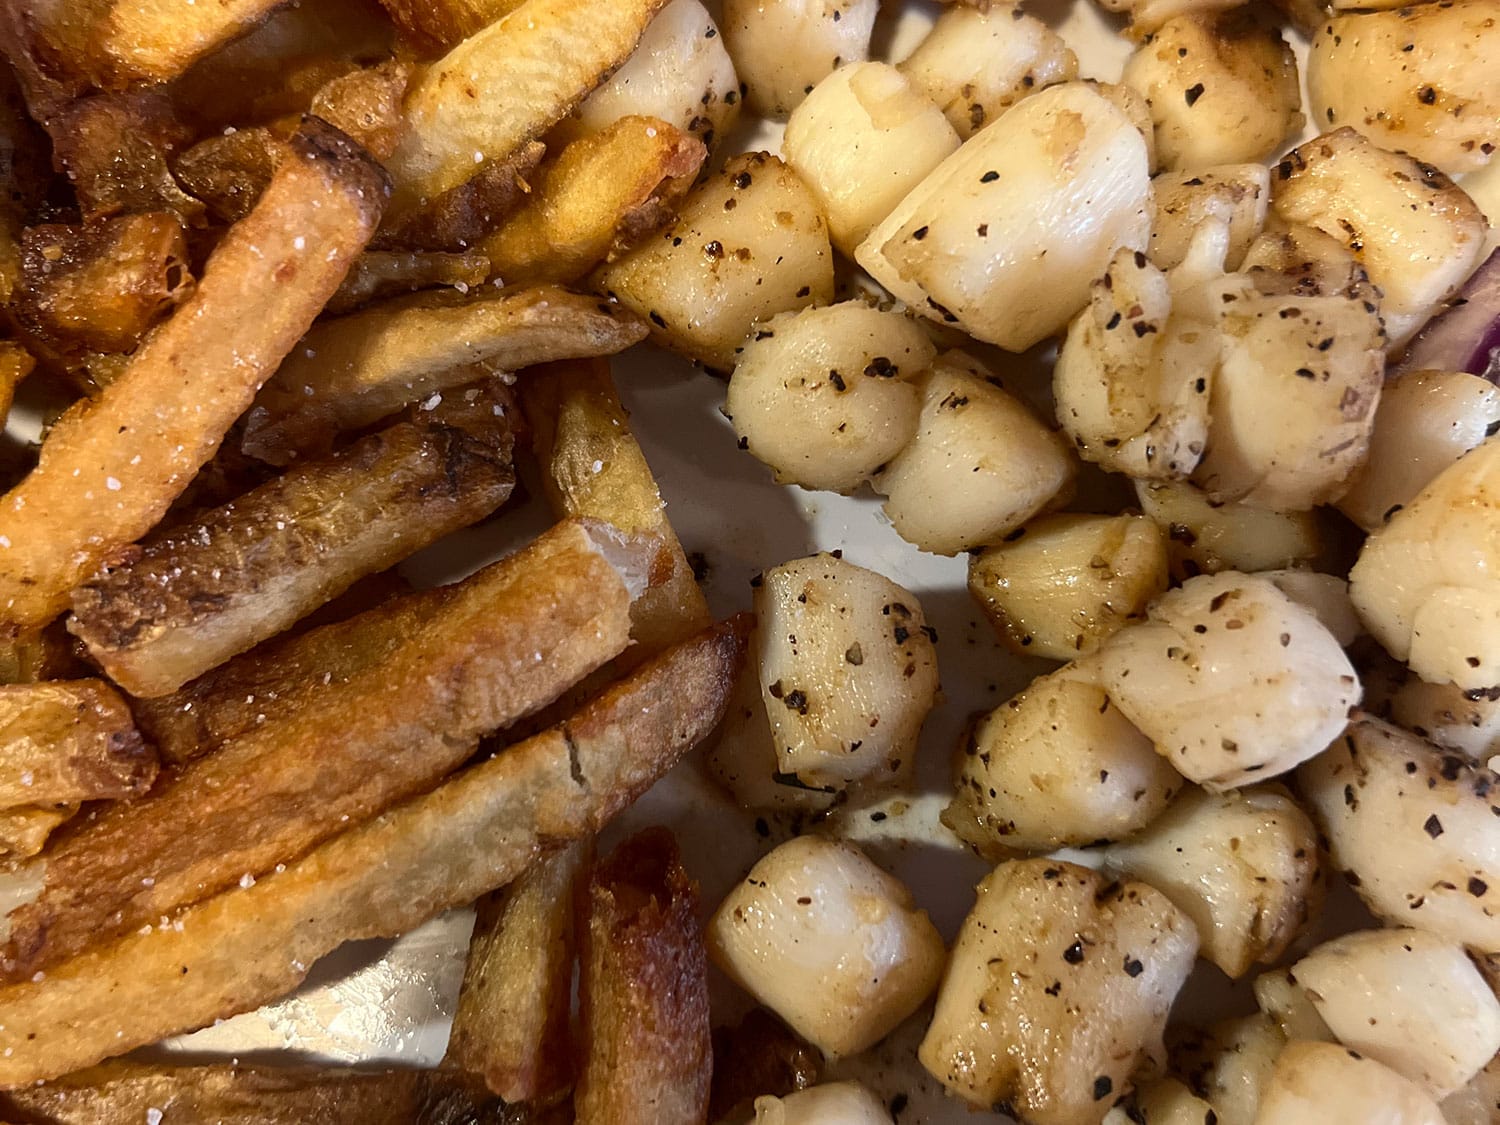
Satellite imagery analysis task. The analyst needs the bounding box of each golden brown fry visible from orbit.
[384,0,668,212]
[0,803,73,861]
[574,826,712,1125]
[522,358,709,656]
[132,573,431,765]
[13,214,192,355]
[377,139,545,253]
[0,61,48,301]
[241,285,644,465]
[168,0,396,133]
[446,839,591,1101]
[708,1008,823,1122]
[0,680,155,807]
[481,116,705,286]
[327,249,491,315]
[21,0,288,89]
[69,384,517,697]
[170,126,280,224]
[0,342,31,430]
[310,60,412,162]
[0,119,388,637]
[0,518,651,982]
[378,0,526,54]
[0,616,747,1086]
[0,1061,522,1123]
[45,91,206,223]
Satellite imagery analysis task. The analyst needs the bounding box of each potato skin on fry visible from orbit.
[0,617,747,1086]
[69,385,518,698]
[0,519,645,984]
[241,285,644,465]
[446,840,590,1102]
[0,118,388,636]
[575,828,712,1125]
[0,1061,517,1124]
[0,680,155,807]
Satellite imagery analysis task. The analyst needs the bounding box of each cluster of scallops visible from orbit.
[583,0,1500,1120]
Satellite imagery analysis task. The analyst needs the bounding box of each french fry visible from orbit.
[310,60,412,162]
[131,573,432,766]
[0,1061,516,1123]
[380,0,528,52]
[376,139,546,253]
[0,518,653,982]
[0,119,388,637]
[69,383,518,697]
[522,358,710,656]
[383,0,668,213]
[327,249,491,315]
[480,117,706,286]
[13,214,192,355]
[240,285,644,465]
[0,803,74,862]
[45,91,205,223]
[574,826,712,1125]
[171,126,280,224]
[0,617,746,1086]
[14,0,289,90]
[446,838,591,1101]
[0,341,32,430]
[0,680,155,807]
[167,0,396,133]
[0,63,48,302]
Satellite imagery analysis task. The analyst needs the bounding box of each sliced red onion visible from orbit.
[1395,248,1500,382]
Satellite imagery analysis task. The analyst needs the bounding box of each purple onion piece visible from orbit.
[1395,247,1500,382]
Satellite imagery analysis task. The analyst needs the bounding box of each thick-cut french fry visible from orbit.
[481,117,705,286]
[522,358,709,655]
[45,91,205,223]
[69,384,518,697]
[377,0,526,53]
[327,249,491,315]
[309,60,412,161]
[0,803,74,861]
[167,0,396,133]
[446,838,591,1101]
[574,827,712,1125]
[0,680,155,807]
[0,119,388,637]
[0,518,652,983]
[131,573,431,765]
[0,1061,519,1123]
[384,0,668,212]
[377,139,546,253]
[0,617,746,1086]
[0,341,31,429]
[14,214,192,354]
[18,0,287,89]
[241,285,644,464]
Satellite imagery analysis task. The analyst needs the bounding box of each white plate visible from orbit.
[156,4,1319,1120]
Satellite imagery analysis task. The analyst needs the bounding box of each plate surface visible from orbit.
[156,4,1319,1120]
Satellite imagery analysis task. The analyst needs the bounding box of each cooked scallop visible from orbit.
[1349,437,1500,691]
[1298,717,1500,953]
[707,835,945,1058]
[897,3,1079,139]
[726,302,936,492]
[1134,479,1324,580]
[1097,571,1361,789]
[920,859,1198,1123]
[1255,1040,1446,1125]
[944,658,1183,855]
[856,82,1152,353]
[1149,163,1270,272]
[754,553,938,791]
[721,0,878,119]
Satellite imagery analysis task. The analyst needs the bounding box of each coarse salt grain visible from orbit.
[105,477,121,491]
[239,873,255,888]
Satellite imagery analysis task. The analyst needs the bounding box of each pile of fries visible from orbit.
[0,0,758,1116]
